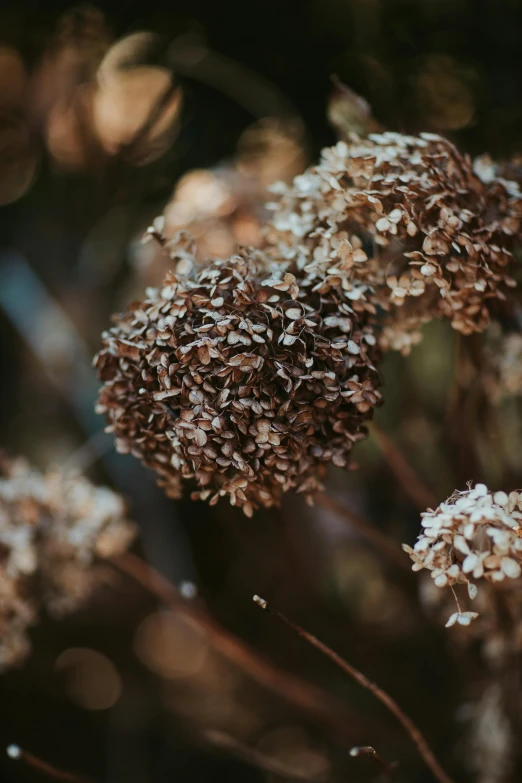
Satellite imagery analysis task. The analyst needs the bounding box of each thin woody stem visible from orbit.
[204,730,319,781]
[110,552,371,740]
[314,491,410,572]
[349,745,397,781]
[253,596,455,783]
[369,421,437,511]
[6,745,94,783]
[449,585,463,615]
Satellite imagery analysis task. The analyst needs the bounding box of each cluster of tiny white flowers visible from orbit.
[404,484,522,627]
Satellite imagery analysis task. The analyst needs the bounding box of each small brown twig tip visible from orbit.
[350,746,376,758]
[349,745,397,780]
[5,744,94,783]
[253,594,267,609]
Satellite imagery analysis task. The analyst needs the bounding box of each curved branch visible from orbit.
[370,421,437,511]
[111,552,369,741]
[253,596,455,783]
[314,491,410,572]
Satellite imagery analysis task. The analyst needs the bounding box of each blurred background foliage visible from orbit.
[2,1,522,782]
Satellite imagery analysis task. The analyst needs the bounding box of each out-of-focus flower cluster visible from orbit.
[420,569,522,661]
[0,455,135,671]
[95,247,381,516]
[0,9,182,204]
[484,328,522,404]
[463,684,514,783]
[136,120,306,285]
[404,484,522,627]
[265,132,522,353]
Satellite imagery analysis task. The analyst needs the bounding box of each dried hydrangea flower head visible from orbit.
[265,132,522,352]
[139,166,266,280]
[95,246,381,516]
[403,484,522,628]
[0,455,135,671]
[135,120,306,285]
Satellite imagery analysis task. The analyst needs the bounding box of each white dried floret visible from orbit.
[404,484,522,626]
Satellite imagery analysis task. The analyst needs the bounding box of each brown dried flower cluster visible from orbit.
[404,484,522,627]
[136,120,306,286]
[265,132,522,352]
[95,247,381,516]
[158,166,266,257]
[0,456,135,671]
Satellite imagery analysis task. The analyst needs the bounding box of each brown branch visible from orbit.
[168,41,301,122]
[6,745,94,783]
[369,421,437,511]
[314,491,410,572]
[110,552,368,741]
[203,731,322,781]
[253,596,455,783]
[349,745,397,781]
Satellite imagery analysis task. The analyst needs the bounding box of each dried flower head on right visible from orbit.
[265,132,522,353]
[404,484,522,627]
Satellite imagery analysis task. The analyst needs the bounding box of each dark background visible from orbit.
[1,1,522,782]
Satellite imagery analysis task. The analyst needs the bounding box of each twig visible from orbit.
[369,421,437,511]
[252,596,455,783]
[6,745,94,783]
[204,730,322,781]
[168,39,302,122]
[349,745,397,781]
[314,492,410,572]
[110,552,369,741]
[110,551,189,609]
[61,428,113,475]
